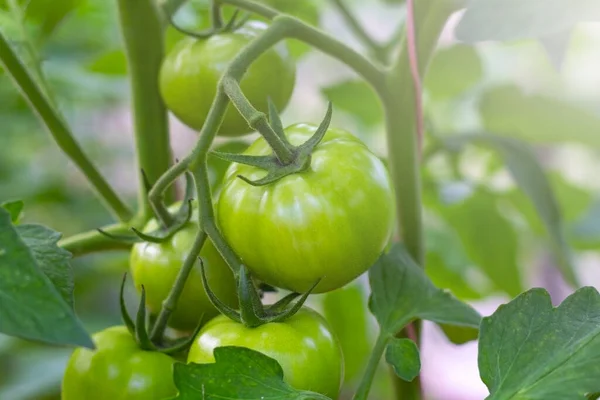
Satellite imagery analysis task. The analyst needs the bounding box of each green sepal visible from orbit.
[119,273,136,337]
[238,265,266,328]
[211,152,277,169]
[263,278,321,323]
[97,228,141,244]
[267,98,288,143]
[216,102,333,187]
[199,257,242,323]
[135,286,158,351]
[267,292,300,314]
[296,102,332,157]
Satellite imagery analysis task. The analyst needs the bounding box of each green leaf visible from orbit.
[442,189,523,297]
[456,0,600,42]
[445,134,578,287]
[1,199,23,223]
[170,346,331,400]
[425,229,484,300]
[369,243,481,336]
[321,80,384,127]
[86,49,127,76]
[17,224,74,307]
[0,208,92,347]
[424,44,483,101]
[480,287,600,400]
[385,338,420,382]
[479,85,600,147]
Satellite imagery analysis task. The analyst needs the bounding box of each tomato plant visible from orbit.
[217,123,394,293]
[1,0,599,399]
[188,307,343,398]
[159,21,296,136]
[62,326,177,400]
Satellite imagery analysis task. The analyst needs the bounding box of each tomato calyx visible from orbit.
[119,274,202,354]
[200,261,321,328]
[212,102,333,186]
[98,173,195,244]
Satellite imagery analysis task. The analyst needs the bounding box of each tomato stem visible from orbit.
[117,0,174,223]
[330,0,389,64]
[149,230,208,341]
[0,32,133,223]
[353,333,390,400]
[221,77,295,164]
[380,2,462,399]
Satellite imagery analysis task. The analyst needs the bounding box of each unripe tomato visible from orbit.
[216,123,395,293]
[130,206,237,332]
[62,326,176,399]
[159,21,296,136]
[187,307,343,398]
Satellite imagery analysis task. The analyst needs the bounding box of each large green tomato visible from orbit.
[130,206,237,332]
[159,21,296,136]
[216,123,395,293]
[187,307,343,398]
[62,326,176,400]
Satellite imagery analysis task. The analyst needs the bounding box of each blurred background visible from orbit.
[1,0,600,399]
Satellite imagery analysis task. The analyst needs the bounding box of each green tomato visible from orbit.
[130,206,237,332]
[187,307,343,398]
[216,123,395,293]
[62,326,176,400]
[159,21,296,136]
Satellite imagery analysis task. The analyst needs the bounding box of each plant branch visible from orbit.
[218,0,386,91]
[381,2,461,399]
[0,32,133,222]
[117,0,174,222]
[7,0,56,105]
[58,223,133,255]
[221,77,294,164]
[150,230,208,341]
[329,0,388,63]
[354,332,390,400]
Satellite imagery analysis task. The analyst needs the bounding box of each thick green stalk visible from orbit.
[0,32,133,222]
[58,223,132,255]
[353,333,390,400]
[384,0,459,281]
[381,1,463,399]
[117,0,174,221]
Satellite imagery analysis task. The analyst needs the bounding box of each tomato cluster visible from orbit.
[63,6,394,399]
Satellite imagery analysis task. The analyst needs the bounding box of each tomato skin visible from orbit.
[216,123,395,293]
[187,307,343,398]
[130,207,238,332]
[159,21,296,136]
[61,326,176,400]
